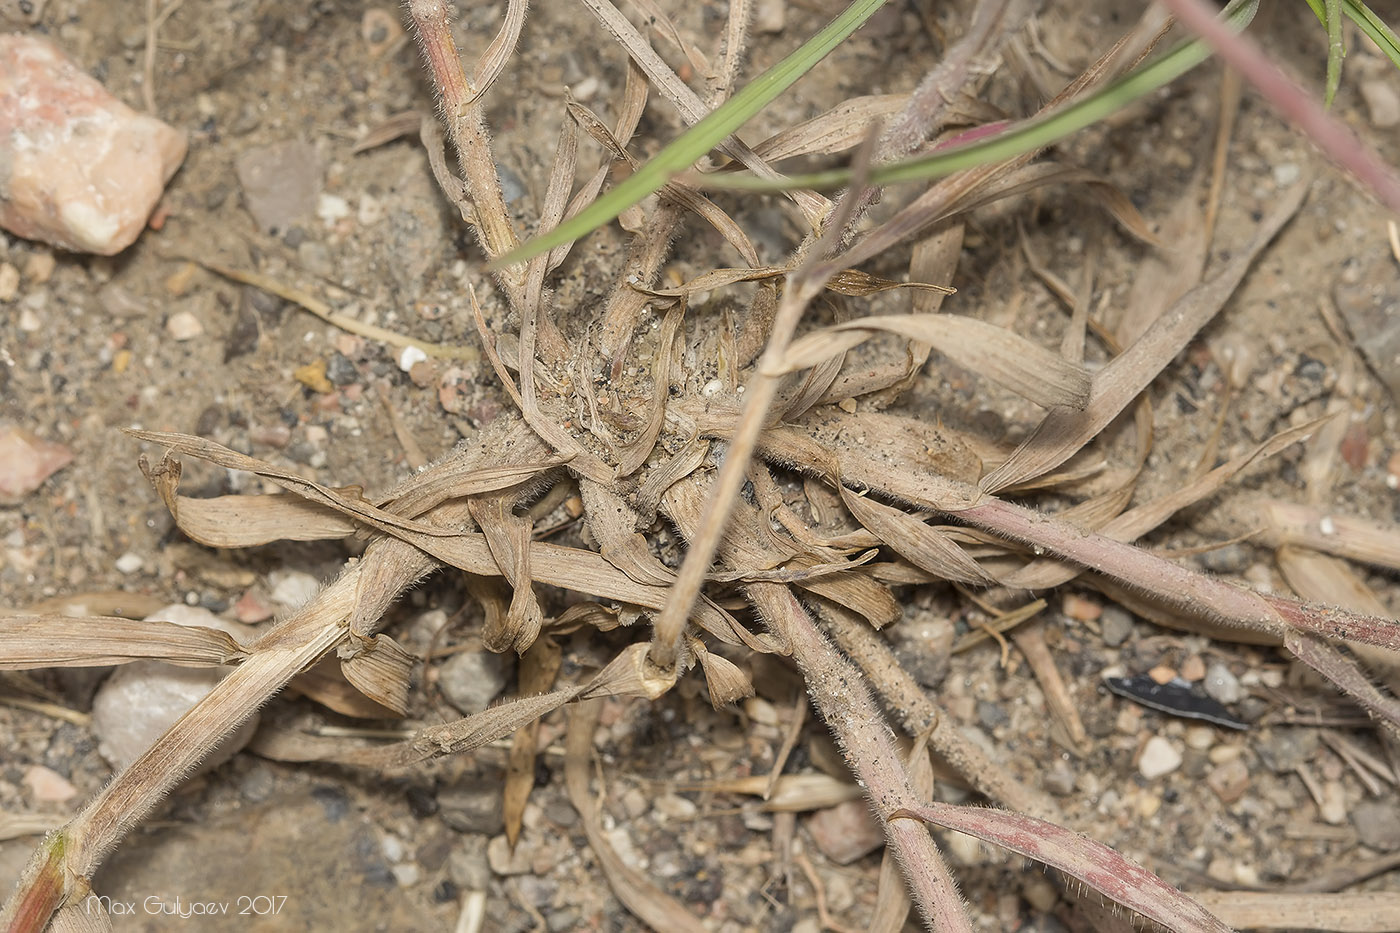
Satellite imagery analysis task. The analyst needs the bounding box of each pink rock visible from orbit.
[23,764,78,803]
[0,34,187,255]
[805,797,885,864]
[0,424,73,503]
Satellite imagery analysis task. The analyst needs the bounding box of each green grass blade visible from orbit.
[1325,0,1345,108]
[703,0,1259,194]
[1343,0,1400,72]
[490,0,887,269]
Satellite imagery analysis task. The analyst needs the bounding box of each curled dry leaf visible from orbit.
[780,313,1092,410]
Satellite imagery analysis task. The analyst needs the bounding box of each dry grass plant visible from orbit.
[4,0,1400,930]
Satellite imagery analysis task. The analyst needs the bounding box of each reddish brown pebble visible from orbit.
[1179,654,1206,682]
[233,589,275,624]
[1062,592,1102,622]
[0,35,187,254]
[1339,420,1369,471]
[1148,665,1177,685]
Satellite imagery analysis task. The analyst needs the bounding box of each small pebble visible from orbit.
[1099,605,1134,646]
[1318,779,1347,825]
[753,0,786,33]
[1257,727,1319,773]
[652,793,697,821]
[1361,78,1400,128]
[163,261,197,297]
[1148,665,1176,685]
[570,75,599,102]
[166,310,203,341]
[1043,758,1076,796]
[1272,162,1299,187]
[1062,592,1102,621]
[1179,654,1206,682]
[0,262,18,301]
[806,798,885,864]
[114,552,144,575]
[90,605,259,771]
[1354,800,1400,851]
[1138,735,1183,779]
[294,358,334,394]
[317,193,350,224]
[620,786,648,820]
[268,569,320,610]
[1206,757,1249,804]
[487,834,533,875]
[1203,662,1242,704]
[23,764,78,803]
[1021,877,1058,914]
[24,250,56,284]
[1184,725,1215,751]
[235,140,321,234]
[437,650,508,715]
[399,345,428,373]
[439,780,507,835]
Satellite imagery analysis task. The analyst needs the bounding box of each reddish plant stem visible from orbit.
[1158,0,1400,214]
[751,584,972,933]
[955,497,1400,652]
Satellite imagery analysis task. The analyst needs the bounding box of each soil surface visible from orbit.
[3,1,1400,931]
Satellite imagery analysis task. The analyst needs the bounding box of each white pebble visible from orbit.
[317,193,351,224]
[1138,735,1183,779]
[114,552,144,574]
[90,605,258,771]
[1318,515,1336,536]
[268,569,319,610]
[398,345,428,372]
[571,76,600,102]
[357,193,383,226]
[166,310,204,341]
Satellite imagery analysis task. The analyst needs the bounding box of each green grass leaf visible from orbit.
[490,0,887,270]
[1342,0,1400,73]
[702,0,1259,194]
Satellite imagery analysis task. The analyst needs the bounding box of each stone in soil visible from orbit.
[0,34,186,254]
[1202,661,1242,704]
[1099,605,1134,647]
[0,424,73,503]
[438,780,506,836]
[1256,727,1319,773]
[235,139,322,235]
[23,764,78,803]
[806,798,884,864]
[89,605,259,771]
[1352,799,1400,851]
[1137,735,1183,779]
[437,650,509,715]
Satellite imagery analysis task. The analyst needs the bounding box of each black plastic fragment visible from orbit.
[1103,674,1249,730]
